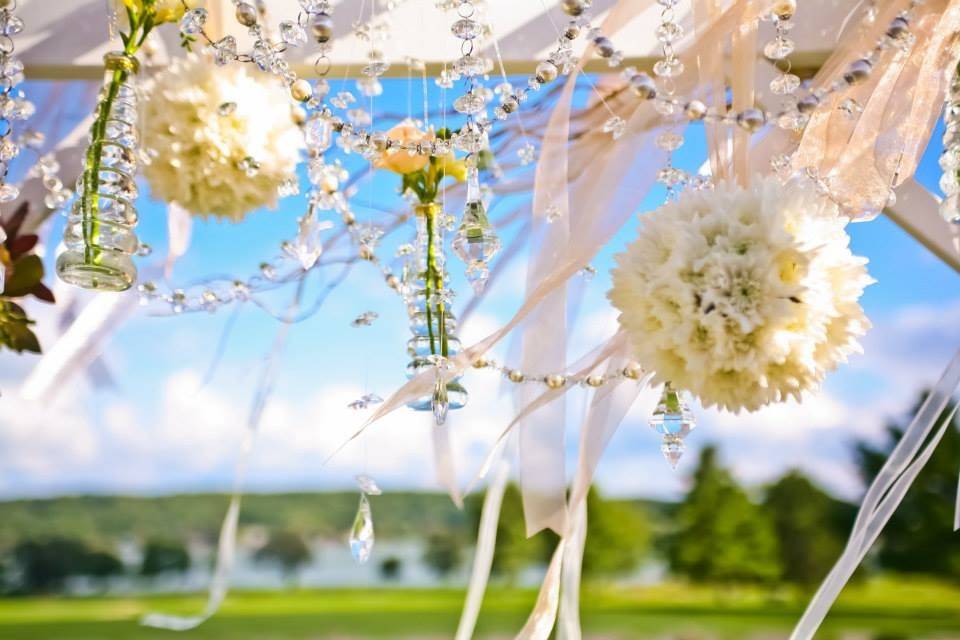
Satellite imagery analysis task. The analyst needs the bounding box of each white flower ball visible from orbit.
[141,53,303,221]
[609,177,873,413]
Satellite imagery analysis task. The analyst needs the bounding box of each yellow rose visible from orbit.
[375,122,432,175]
[437,154,467,182]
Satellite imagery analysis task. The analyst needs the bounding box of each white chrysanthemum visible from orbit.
[141,54,303,221]
[609,177,873,413]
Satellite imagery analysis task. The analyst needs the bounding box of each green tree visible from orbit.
[855,393,960,578]
[422,531,462,578]
[12,538,123,593]
[764,470,850,586]
[379,556,403,581]
[582,487,651,579]
[254,530,312,584]
[669,446,781,583]
[141,539,191,576]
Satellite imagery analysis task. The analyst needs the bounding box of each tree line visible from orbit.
[1,393,957,593]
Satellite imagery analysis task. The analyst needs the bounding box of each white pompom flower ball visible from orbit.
[609,176,873,413]
[141,53,303,221]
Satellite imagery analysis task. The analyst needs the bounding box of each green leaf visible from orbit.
[3,254,44,298]
[0,301,41,354]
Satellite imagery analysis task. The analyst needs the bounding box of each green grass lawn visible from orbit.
[0,578,957,639]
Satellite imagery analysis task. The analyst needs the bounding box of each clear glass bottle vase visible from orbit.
[406,202,468,412]
[56,51,141,292]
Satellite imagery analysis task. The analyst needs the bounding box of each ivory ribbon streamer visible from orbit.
[557,498,587,640]
[517,347,651,640]
[454,456,511,640]
[164,202,193,280]
[730,0,758,186]
[142,294,298,631]
[790,350,960,639]
[432,419,464,509]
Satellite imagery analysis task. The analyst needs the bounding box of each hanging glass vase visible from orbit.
[56,51,141,292]
[406,202,468,417]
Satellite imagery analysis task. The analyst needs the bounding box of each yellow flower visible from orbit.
[437,154,467,182]
[375,122,432,175]
[120,0,197,24]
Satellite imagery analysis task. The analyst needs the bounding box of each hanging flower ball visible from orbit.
[141,53,303,222]
[609,176,873,413]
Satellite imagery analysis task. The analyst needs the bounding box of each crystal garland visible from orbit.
[0,0,26,293]
[56,51,142,292]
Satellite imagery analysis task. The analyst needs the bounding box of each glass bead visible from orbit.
[178,8,207,36]
[763,36,795,60]
[769,73,800,95]
[280,20,308,46]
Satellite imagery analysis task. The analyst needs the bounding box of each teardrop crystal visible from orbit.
[349,493,375,564]
[649,382,696,468]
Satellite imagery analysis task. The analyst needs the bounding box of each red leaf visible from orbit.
[30,282,55,303]
[8,234,37,257]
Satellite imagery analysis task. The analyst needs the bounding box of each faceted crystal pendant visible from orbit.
[349,493,375,564]
[432,370,449,426]
[280,20,308,46]
[285,211,332,270]
[213,36,238,66]
[452,170,501,294]
[649,382,696,468]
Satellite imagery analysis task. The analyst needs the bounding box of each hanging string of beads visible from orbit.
[0,1,27,213]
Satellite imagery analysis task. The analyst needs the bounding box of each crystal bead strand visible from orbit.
[0,2,27,212]
[647,0,697,465]
[56,52,142,292]
[652,0,688,196]
[450,1,501,294]
[939,61,960,224]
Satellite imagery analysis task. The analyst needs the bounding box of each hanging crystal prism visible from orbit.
[57,51,142,292]
[431,357,450,425]
[285,205,332,270]
[452,166,501,294]
[349,493,375,564]
[649,381,697,468]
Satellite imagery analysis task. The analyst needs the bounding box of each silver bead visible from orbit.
[535,60,559,84]
[684,100,707,120]
[622,362,642,380]
[235,2,258,27]
[593,36,615,58]
[501,95,519,113]
[563,23,581,40]
[796,94,820,114]
[312,12,334,43]
[736,108,766,132]
[290,79,313,102]
[507,369,525,383]
[843,59,872,85]
[561,0,589,17]
[886,17,910,39]
[630,72,656,99]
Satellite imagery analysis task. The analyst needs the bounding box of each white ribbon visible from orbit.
[455,456,511,640]
[791,350,960,640]
[142,291,298,630]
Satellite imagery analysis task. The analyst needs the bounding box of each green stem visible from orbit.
[422,203,448,359]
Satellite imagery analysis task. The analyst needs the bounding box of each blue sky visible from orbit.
[0,75,958,503]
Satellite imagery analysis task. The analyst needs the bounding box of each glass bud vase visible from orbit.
[56,51,141,292]
[405,202,468,414]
